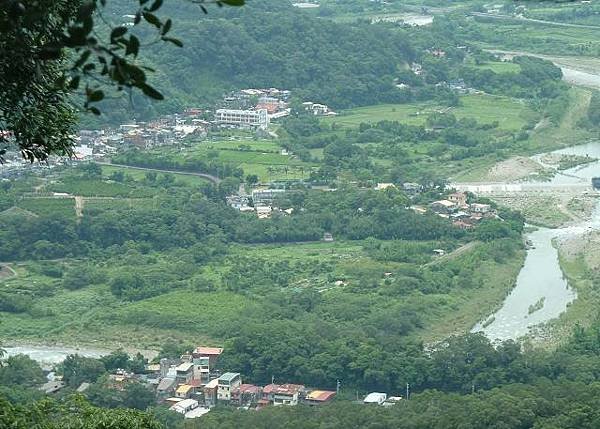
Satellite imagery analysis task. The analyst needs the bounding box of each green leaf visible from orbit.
[111,26,128,41]
[126,35,140,57]
[220,0,245,6]
[77,0,96,20]
[142,12,161,28]
[147,0,163,12]
[68,76,80,90]
[140,84,164,100]
[162,37,183,48]
[88,90,104,102]
[74,50,91,69]
[161,19,172,35]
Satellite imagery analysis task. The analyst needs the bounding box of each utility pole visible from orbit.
[406,383,410,400]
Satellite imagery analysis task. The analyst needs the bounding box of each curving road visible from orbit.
[97,162,221,184]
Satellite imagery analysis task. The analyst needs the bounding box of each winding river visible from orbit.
[473,143,600,341]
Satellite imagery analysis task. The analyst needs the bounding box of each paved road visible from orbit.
[97,162,221,184]
[471,12,600,30]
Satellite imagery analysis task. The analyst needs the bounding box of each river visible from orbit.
[3,344,110,369]
[473,143,600,341]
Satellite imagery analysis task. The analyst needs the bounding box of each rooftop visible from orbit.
[263,383,305,395]
[306,390,336,402]
[234,384,261,395]
[194,346,224,356]
[176,362,194,373]
[176,384,194,395]
[219,372,241,382]
[364,392,387,404]
[204,378,219,389]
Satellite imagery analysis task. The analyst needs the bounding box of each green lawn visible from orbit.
[18,198,75,218]
[323,94,536,132]
[472,61,521,74]
[101,165,211,187]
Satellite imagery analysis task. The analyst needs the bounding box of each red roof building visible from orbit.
[262,383,305,406]
[192,346,224,369]
[232,384,262,405]
[304,390,336,405]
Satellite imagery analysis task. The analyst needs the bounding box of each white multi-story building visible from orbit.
[217,372,242,401]
[215,109,269,129]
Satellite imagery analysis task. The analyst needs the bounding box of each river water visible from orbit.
[473,143,600,341]
[3,344,110,368]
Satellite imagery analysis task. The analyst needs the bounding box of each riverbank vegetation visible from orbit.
[0,161,526,397]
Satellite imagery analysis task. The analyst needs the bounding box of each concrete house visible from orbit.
[430,200,456,214]
[175,362,194,385]
[217,372,242,402]
[262,383,305,406]
[447,192,468,207]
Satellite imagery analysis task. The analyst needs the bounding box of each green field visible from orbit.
[48,177,152,198]
[100,165,212,187]
[472,61,521,74]
[0,238,524,349]
[18,198,75,218]
[168,139,317,181]
[323,94,537,132]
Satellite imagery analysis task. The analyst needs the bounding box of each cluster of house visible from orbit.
[419,191,496,229]
[227,188,291,219]
[76,109,210,158]
[302,101,337,117]
[216,88,292,131]
[145,346,338,419]
[216,88,336,130]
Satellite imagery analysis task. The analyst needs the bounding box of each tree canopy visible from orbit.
[0,0,243,162]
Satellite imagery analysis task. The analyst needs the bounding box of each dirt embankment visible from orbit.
[560,230,600,270]
[486,156,548,182]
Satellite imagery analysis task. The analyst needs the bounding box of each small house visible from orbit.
[175,362,194,385]
[203,378,219,407]
[470,203,491,214]
[364,392,387,405]
[157,377,177,400]
[169,398,199,415]
[430,200,456,214]
[448,192,468,207]
[231,384,262,406]
[304,390,336,405]
[176,384,195,399]
[217,372,242,402]
[262,383,305,406]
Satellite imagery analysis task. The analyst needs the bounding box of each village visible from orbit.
[0,87,335,179]
[39,345,403,420]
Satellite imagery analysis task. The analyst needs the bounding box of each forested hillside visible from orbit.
[86,1,415,125]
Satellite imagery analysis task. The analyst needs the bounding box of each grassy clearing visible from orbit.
[47,177,153,198]
[323,94,536,132]
[18,198,75,218]
[529,87,593,152]
[472,61,521,74]
[83,198,157,213]
[101,165,211,187]
[544,251,597,347]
